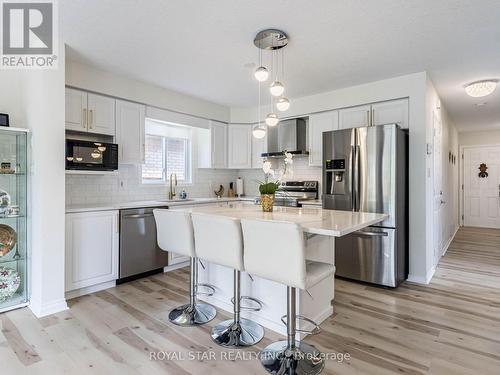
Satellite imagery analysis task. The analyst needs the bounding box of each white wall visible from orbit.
[423,79,460,281]
[0,54,67,316]
[66,60,230,123]
[459,129,500,146]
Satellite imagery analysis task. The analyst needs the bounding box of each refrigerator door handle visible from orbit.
[353,144,360,212]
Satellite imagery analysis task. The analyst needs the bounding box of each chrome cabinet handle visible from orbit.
[352,230,388,237]
[89,110,93,129]
[82,109,87,128]
[366,110,370,127]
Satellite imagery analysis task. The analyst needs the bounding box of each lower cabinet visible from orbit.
[65,210,119,292]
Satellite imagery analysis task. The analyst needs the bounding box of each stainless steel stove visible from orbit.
[274,181,319,207]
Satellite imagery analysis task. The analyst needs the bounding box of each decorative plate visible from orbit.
[0,266,21,303]
[0,224,17,256]
[0,189,11,215]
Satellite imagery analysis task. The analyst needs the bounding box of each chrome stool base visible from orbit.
[260,340,325,375]
[168,303,216,326]
[211,318,264,347]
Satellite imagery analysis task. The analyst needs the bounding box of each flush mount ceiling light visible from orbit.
[252,29,290,138]
[464,80,498,97]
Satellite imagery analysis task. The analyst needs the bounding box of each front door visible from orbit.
[463,145,500,228]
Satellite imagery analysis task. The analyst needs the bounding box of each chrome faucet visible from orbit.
[168,173,177,200]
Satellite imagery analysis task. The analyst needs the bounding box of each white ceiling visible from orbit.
[62,0,500,131]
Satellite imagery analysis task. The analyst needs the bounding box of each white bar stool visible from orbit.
[192,212,265,347]
[241,218,334,375]
[153,209,216,326]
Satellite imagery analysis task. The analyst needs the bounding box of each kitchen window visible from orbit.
[142,119,192,184]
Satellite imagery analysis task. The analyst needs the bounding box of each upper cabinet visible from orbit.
[252,129,267,169]
[65,88,88,132]
[309,110,339,166]
[211,121,228,169]
[371,98,409,129]
[228,124,252,169]
[339,104,371,129]
[87,93,116,135]
[65,88,116,136]
[116,99,146,165]
[339,99,409,130]
[198,120,227,169]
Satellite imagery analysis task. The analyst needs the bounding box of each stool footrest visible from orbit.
[281,314,321,335]
[230,296,263,311]
[196,283,215,296]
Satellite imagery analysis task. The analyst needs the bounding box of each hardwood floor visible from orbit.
[1,226,499,374]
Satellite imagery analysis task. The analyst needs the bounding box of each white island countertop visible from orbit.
[65,197,257,213]
[173,202,388,237]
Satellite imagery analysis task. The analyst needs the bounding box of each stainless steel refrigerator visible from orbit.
[322,124,408,287]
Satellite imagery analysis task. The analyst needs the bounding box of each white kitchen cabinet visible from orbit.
[87,93,116,136]
[198,120,227,169]
[338,104,371,129]
[308,110,339,166]
[65,88,116,135]
[371,98,409,128]
[65,88,88,132]
[228,124,252,169]
[211,121,228,168]
[65,210,119,292]
[116,99,146,165]
[252,130,267,168]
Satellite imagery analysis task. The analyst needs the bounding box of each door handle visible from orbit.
[352,230,388,237]
[123,213,154,219]
[440,200,446,205]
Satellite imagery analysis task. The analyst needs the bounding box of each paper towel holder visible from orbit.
[236,177,244,197]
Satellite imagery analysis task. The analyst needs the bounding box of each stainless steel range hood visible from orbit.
[261,118,309,157]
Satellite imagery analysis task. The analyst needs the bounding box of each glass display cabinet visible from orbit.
[0,127,29,313]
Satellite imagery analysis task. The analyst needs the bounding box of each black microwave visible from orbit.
[66,139,119,171]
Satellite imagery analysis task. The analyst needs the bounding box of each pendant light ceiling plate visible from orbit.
[254,29,288,50]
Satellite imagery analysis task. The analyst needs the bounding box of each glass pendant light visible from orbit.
[254,66,269,82]
[265,113,279,126]
[252,124,266,138]
[276,97,290,111]
[270,80,284,97]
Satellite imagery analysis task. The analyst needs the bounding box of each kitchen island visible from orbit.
[173,202,387,336]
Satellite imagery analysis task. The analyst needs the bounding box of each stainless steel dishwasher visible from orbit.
[118,207,170,283]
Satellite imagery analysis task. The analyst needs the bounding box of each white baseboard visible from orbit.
[29,298,68,318]
[164,261,189,273]
[407,265,436,285]
[65,280,116,300]
[441,226,459,257]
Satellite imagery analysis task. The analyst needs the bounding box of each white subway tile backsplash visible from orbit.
[65,158,323,206]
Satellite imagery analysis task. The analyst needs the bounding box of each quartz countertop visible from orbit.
[175,202,388,237]
[65,197,257,213]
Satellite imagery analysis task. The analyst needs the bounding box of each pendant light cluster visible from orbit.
[252,29,290,138]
